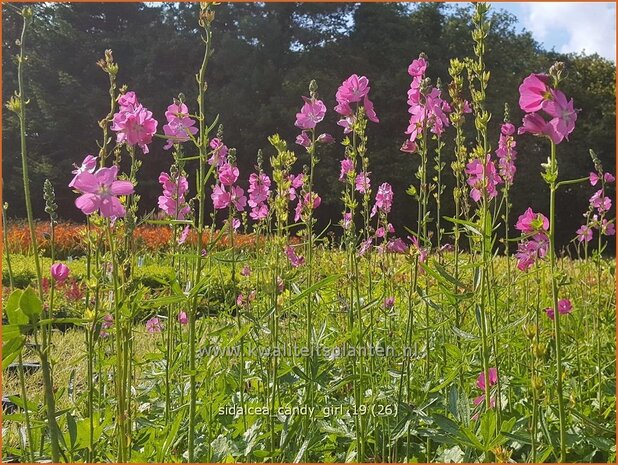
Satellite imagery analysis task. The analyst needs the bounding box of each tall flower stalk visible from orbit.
[6,8,61,462]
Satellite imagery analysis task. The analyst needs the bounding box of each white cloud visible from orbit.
[520,2,616,61]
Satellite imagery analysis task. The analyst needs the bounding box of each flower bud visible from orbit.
[50,263,70,283]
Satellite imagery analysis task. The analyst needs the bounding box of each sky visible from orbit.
[489,2,616,61]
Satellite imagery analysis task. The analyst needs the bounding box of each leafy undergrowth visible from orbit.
[3,250,615,462]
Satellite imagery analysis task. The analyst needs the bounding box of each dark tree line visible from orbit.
[3,2,615,252]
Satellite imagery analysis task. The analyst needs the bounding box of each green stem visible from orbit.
[548,141,567,462]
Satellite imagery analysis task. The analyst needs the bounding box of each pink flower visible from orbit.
[465,156,502,202]
[515,208,549,234]
[590,190,612,213]
[296,131,311,148]
[162,102,198,150]
[248,173,271,206]
[111,92,158,154]
[400,139,418,154]
[337,115,355,134]
[178,311,188,325]
[544,89,577,143]
[100,313,114,338]
[51,263,70,283]
[576,224,593,242]
[236,293,246,307]
[117,91,138,109]
[363,95,379,123]
[146,317,162,334]
[211,184,231,210]
[341,212,352,230]
[602,219,615,236]
[558,298,572,315]
[295,96,326,130]
[339,158,354,181]
[387,238,408,254]
[177,225,190,245]
[358,238,373,257]
[518,112,560,144]
[294,192,321,222]
[73,165,134,218]
[317,133,334,144]
[336,74,370,104]
[211,184,247,211]
[229,186,247,211]
[218,163,240,186]
[518,74,551,113]
[546,299,573,320]
[250,204,269,221]
[383,297,395,309]
[285,246,305,268]
[476,367,498,390]
[355,172,371,194]
[515,233,549,271]
[240,265,251,277]
[408,57,427,77]
[371,182,394,217]
[208,138,229,167]
[592,172,616,185]
[69,155,97,188]
[288,174,305,201]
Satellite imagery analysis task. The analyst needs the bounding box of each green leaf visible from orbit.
[2,336,25,369]
[5,290,28,326]
[19,287,42,322]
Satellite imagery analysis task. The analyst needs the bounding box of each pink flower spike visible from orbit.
[178,311,188,325]
[545,307,555,320]
[50,263,70,283]
[383,297,395,309]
